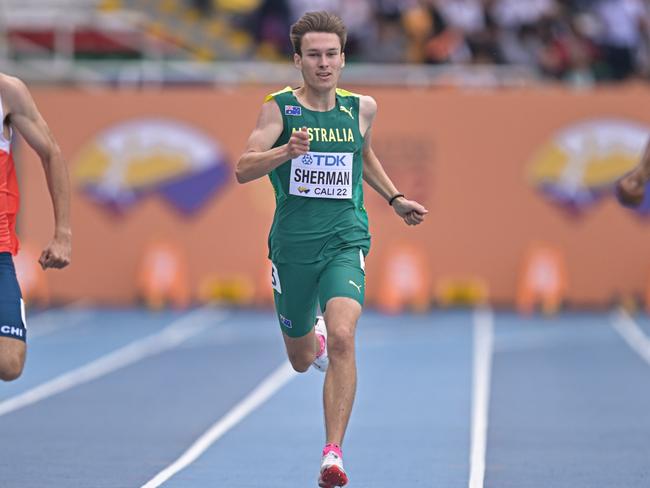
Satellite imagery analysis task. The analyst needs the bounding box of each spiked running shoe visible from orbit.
[312,316,329,372]
[318,444,348,487]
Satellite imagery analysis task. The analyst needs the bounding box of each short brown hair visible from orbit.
[290,11,347,56]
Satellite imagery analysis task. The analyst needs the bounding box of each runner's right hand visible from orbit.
[286,127,310,158]
[616,171,647,208]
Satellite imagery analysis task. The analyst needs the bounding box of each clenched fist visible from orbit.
[286,127,310,158]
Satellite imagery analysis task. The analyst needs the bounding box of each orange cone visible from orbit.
[377,242,431,313]
[516,243,568,315]
[137,240,190,309]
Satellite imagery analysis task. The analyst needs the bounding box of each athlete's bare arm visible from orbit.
[236,101,310,184]
[359,95,428,226]
[616,138,650,207]
[1,75,71,269]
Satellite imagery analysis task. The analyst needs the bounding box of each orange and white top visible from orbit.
[0,95,20,255]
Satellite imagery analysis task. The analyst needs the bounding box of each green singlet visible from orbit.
[266,86,371,264]
[265,86,372,337]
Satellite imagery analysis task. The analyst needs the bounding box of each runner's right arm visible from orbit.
[236,101,310,184]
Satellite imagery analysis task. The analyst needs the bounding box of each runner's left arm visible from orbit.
[5,77,71,269]
[360,96,427,226]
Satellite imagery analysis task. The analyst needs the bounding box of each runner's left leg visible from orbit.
[321,297,361,446]
[273,260,322,372]
[318,249,365,446]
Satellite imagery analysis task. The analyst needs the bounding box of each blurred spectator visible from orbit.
[490,0,560,66]
[421,0,502,64]
[554,9,600,84]
[338,0,375,60]
[584,0,650,80]
[422,0,480,64]
[489,0,558,29]
[248,0,292,57]
[189,0,214,15]
[365,0,420,63]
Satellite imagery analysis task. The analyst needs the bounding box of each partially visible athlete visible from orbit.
[617,138,650,207]
[0,73,71,381]
[236,11,426,487]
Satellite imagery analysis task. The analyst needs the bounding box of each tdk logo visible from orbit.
[302,154,348,167]
[0,325,24,338]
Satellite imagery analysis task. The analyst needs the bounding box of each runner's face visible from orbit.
[294,32,345,92]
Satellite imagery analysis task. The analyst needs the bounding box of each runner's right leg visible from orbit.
[272,260,322,372]
[0,338,25,381]
[0,253,27,381]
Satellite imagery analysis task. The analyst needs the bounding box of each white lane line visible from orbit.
[611,309,650,365]
[141,361,297,488]
[0,307,224,418]
[469,307,494,488]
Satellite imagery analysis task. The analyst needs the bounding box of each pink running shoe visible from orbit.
[318,444,348,487]
[312,316,329,372]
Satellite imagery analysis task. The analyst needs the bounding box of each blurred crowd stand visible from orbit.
[185,0,650,84]
[1,0,648,85]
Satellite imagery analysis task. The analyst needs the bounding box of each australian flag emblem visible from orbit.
[285,105,302,116]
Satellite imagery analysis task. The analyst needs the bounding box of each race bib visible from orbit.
[289,151,353,199]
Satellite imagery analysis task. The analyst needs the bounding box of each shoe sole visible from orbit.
[318,465,348,487]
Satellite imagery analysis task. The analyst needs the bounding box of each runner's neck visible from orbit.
[294,86,336,112]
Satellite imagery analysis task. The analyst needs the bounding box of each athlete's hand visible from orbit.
[392,198,428,226]
[286,127,310,158]
[616,170,647,208]
[39,233,71,270]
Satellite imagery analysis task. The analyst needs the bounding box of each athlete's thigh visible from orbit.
[0,254,27,367]
[272,260,321,338]
[319,248,366,312]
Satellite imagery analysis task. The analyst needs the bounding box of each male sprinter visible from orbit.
[0,73,71,381]
[236,11,427,487]
[617,138,650,207]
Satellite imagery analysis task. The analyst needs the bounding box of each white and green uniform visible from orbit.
[266,86,370,337]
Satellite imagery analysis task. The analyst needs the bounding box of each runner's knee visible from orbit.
[287,351,314,373]
[327,327,355,359]
[0,353,24,381]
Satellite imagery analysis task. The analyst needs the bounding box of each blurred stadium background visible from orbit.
[3,2,650,488]
[2,0,650,312]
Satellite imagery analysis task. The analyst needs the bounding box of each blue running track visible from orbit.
[1,307,649,487]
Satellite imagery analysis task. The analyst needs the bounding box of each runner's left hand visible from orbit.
[392,198,428,226]
[39,234,71,270]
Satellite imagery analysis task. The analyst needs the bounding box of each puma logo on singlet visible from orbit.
[348,280,362,293]
[339,106,354,120]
